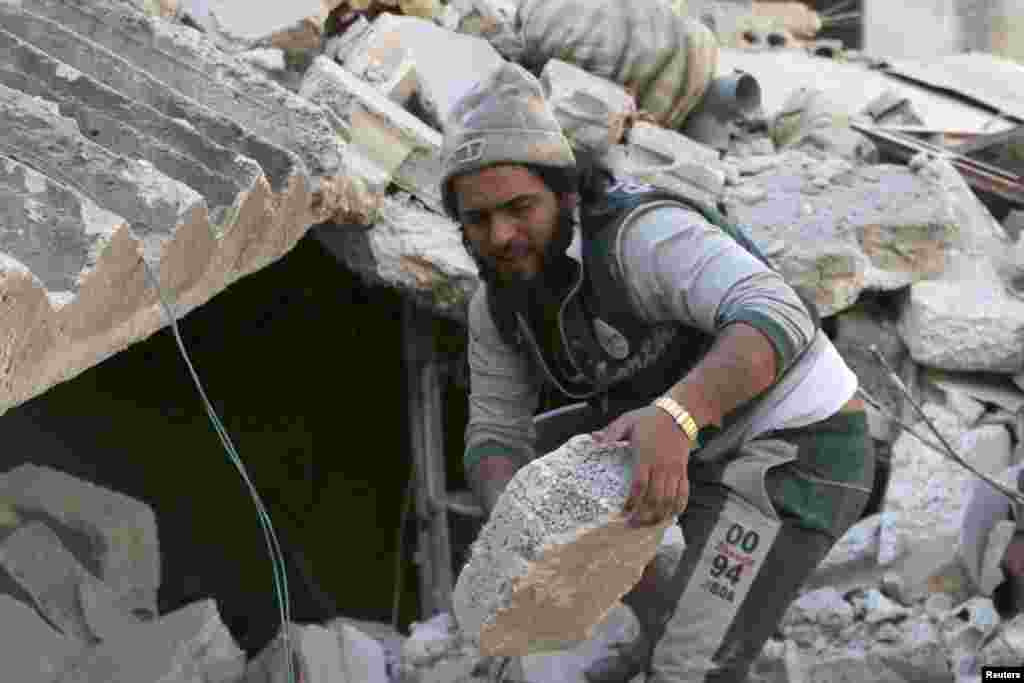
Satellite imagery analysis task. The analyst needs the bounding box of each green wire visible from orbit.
[143,260,297,683]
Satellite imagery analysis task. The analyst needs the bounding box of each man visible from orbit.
[442,62,875,682]
[959,463,1024,615]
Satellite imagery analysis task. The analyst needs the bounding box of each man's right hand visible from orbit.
[471,455,521,517]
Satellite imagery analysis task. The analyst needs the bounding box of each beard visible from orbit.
[464,207,578,310]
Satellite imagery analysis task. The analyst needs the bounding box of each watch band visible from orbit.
[653,396,699,442]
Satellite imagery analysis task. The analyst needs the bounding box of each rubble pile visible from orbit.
[3,0,1024,681]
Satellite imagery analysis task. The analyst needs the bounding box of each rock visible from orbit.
[519,602,640,683]
[204,0,325,48]
[925,593,955,619]
[326,617,404,681]
[815,514,882,576]
[347,13,504,127]
[313,195,478,322]
[958,425,1013,477]
[921,368,1024,414]
[300,55,441,198]
[772,88,877,163]
[540,58,636,157]
[721,150,959,317]
[1004,209,1024,242]
[861,589,912,624]
[0,594,84,683]
[240,48,288,72]
[341,25,419,106]
[786,647,910,683]
[899,276,1024,374]
[453,434,673,656]
[59,599,245,683]
[782,587,856,632]
[398,612,483,683]
[980,614,1024,666]
[0,464,160,619]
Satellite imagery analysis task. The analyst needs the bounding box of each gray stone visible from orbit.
[240,48,288,73]
[861,589,912,624]
[4,0,345,182]
[206,0,323,43]
[721,150,959,317]
[0,464,159,619]
[300,56,441,195]
[58,599,244,683]
[0,594,83,683]
[541,58,636,157]
[958,424,1013,477]
[0,521,102,643]
[899,276,1024,373]
[453,434,673,656]
[980,614,1024,666]
[341,28,419,106]
[921,368,1024,414]
[343,13,504,128]
[782,587,856,632]
[245,621,378,683]
[520,603,640,683]
[314,195,478,322]
[772,88,878,163]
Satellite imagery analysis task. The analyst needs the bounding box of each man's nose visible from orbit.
[489,212,518,246]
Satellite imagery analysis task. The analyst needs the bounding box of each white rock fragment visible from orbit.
[453,434,672,656]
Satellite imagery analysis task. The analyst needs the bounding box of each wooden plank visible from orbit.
[402,298,454,618]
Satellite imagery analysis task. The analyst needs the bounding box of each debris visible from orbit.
[540,58,637,157]
[772,87,877,162]
[0,594,83,683]
[452,434,673,656]
[0,464,160,619]
[59,599,245,683]
[517,0,719,129]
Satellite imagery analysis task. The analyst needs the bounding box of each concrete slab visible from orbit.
[0,464,160,619]
[0,521,100,643]
[0,594,83,683]
[453,434,672,657]
[540,58,636,156]
[1,0,344,182]
[0,29,263,199]
[58,599,245,683]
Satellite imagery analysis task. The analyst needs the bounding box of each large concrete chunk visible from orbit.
[300,56,441,187]
[540,58,636,157]
[899,276,1024,373]
[0,29,262,209]
[244,621,387,683]
[0,464,160,618]
[58,599,245,683]
[721,150,960,316]
[8,0,344,182]
[0,594,84,683]
[0,521,107,643]
[315,194,478,321]
[342,13,504,127]
[453,435,672,656]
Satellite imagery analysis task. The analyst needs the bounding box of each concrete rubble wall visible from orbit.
[0,0,382,418]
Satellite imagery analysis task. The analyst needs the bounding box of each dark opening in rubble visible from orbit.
[0,233,473,654]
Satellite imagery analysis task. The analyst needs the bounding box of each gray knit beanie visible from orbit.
[440,62,576,206]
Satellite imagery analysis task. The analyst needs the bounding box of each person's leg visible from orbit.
[648,408,875,682]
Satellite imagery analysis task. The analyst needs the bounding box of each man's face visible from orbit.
[452,164,565,281]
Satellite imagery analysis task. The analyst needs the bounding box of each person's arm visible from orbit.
[621,204,816,427]
[598,204,817,524]
[463,289,542,516]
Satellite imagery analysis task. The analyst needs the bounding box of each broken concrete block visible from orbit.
[453,434,673,656]
[326,617,403,681]
[4,0,346,185]
[782,587,855,633]
[772,87,877,163]
[245,622,366,683]
[899,277,1024,374]
[539,58,636,156]
[315,195,478,322]
[958,425,1013,477]
[861,589,912,624]
[921,369,1024,415]
[0,521,106,643]
[520,602,640,683]
[348,13,504,127]
[721,150,959,317]
[339,19,419,105]
[0,465,159,619]
[0,594,84,683]
[59,599,245,683]
[980,614,1024,666]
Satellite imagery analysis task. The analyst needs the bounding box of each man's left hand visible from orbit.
[593,407,692,527]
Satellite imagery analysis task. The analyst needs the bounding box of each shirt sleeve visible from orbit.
[463,287,542,475]
[616,202,816,377]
